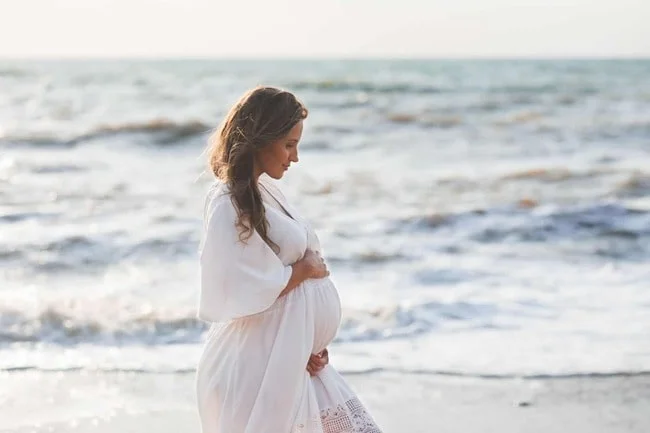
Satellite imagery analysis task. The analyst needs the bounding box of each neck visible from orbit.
[253,164,263,181]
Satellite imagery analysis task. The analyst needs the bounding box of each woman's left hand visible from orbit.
[306,348,329,376]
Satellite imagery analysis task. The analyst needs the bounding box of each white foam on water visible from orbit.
[1,59,650,377]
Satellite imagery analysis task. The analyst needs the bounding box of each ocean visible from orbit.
[1,59,649,379]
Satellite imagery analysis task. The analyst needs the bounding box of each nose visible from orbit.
[290,150,299,163]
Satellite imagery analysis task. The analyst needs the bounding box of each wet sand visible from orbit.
[1,369,649,433]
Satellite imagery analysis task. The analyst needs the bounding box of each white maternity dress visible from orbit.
[196,176,382,433]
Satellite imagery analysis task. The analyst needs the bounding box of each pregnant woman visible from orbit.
[196,86,382,433]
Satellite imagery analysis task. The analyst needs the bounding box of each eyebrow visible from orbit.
[287,139,299,143]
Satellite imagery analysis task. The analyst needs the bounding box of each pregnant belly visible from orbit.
[301,277,342,353]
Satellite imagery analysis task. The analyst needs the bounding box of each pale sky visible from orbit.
[0,0,648,58]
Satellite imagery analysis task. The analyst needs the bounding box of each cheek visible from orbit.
[263,148,281,164]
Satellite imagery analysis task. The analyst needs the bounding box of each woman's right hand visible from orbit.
[301,249,329,279]
[281,249,330,298]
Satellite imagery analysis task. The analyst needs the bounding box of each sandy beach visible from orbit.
[1,369,649,433]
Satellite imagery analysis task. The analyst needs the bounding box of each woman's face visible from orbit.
[256,120,303,180]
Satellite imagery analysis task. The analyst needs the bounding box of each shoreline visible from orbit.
[1,369,649,433]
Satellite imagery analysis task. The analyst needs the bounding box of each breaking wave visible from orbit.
[1,119,212,147]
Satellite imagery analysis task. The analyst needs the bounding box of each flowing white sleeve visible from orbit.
[198,195,293,322]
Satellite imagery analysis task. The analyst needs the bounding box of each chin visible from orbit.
[267,171,285,180]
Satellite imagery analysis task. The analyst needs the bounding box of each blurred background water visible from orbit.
[1,59,649,377]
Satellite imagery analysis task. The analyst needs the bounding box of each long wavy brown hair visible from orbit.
[208,86,308,249]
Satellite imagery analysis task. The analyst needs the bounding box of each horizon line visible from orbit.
[1,54,649,62]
